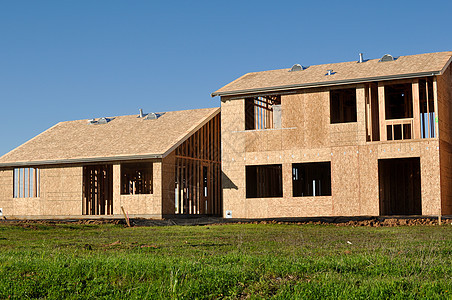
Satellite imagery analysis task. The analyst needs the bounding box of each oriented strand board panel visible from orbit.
[0,107,219,165]
[0,169,13,215]
[114,160,161,217]
[302,90,329,148]
[437,65,452,215]
[419,140,441,215]
[40,165,83,216]
[331,146,360,216]
[213,52,452,96]
[358,144,379,215]
[439,140,452,214]
[437,67,452,144]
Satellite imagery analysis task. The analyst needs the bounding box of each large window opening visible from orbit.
[378,158,421,215]
[246,164,283,198]
[245,95,281,130]
[385,83,413,141]
[419,78,436,138]
[330,88,357,123]
[385,83,413,119]
[13,167,40,198]
[292,162,331,197]
[121,162,153,195]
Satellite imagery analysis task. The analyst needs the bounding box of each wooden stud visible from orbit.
[378,83,387,141]
[433,77,439,138]
[412,79,421,139]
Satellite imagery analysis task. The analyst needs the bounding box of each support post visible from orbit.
[412,79,421,139]
[378,83,387,141]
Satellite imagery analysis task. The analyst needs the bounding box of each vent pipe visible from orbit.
[359,53,364,63]
[326,69,334,76]
[139,108,144,118]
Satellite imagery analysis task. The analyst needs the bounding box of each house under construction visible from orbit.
[1,51,452,219]
[0,108,221,218]
[213,51,452,218]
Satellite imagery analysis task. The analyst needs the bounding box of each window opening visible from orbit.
[246,164,283,198]
[419,78,436,138]
[385,83,412,119]
[292,162,331,197]
[121,162,153,195]
[385,83,413,141]
[13,167,40,198]
[330,88,357,123]
[245,95,281,130]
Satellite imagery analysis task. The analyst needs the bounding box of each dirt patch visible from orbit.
[0,217,450,227]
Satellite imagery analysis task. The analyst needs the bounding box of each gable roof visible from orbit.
[212,51,452,97]
[0,107,220,167]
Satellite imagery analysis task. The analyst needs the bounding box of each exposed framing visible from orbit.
[245,95,281,130]
[83,164,113,215]
[13,167,40,198]
[174,114,221,215]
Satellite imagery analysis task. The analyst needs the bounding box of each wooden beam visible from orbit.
[412,79,421,139]
[378,83,387,141]
[433,77,439,138]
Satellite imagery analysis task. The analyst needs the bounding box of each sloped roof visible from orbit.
[212,51,452,97]
[0,107,220,167]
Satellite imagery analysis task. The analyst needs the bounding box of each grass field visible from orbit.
[0,222,451,299]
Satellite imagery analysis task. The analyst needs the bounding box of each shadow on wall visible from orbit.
[222,171,238,190]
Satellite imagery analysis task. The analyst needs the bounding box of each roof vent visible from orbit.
[358,53,364,63]
[289,64,305,72]
[139,108,144,118]
[144,112,165,120]
[379,54,395,62]
[88,117,114,125]
[325,69,336,76]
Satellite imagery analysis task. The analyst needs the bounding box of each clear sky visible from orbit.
[1,0,452,155]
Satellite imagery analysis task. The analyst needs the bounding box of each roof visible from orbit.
[0,107,220,167]
[212,51,452,97]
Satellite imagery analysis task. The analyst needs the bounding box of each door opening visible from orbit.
[378,158,421,215]
[83,165,113,215]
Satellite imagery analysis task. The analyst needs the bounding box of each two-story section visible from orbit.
[213,51,452,218]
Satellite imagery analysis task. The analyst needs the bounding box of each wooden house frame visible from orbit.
[213,51,452,218]
[0,108,221,219]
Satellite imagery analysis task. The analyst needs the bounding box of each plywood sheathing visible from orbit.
[213,52,452,96]
[437,65,452,215]
[221,77,447,218]
[0,107,220,165]
[112,161,161,216]
[419,140,441,215]
[6,165,83,216]
[0,169,13,215]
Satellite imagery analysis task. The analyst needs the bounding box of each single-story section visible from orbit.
[0,107,221,219]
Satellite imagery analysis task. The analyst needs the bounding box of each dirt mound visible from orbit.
[236,217,451,227]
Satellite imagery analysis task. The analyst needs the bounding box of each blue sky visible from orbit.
[1,0,451,155]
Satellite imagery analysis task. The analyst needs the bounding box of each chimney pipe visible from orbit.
[139,108,144,118]
[359,53,364,63]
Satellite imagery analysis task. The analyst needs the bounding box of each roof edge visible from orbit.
[161,107,221,158]
[0,154,163,168]
[211,71,441,97]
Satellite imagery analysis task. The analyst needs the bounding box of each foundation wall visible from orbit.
[221,81,443,218]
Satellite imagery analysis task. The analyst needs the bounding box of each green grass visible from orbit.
[0,222,451,299]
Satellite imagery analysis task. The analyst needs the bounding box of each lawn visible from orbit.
[0,222,451,299]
